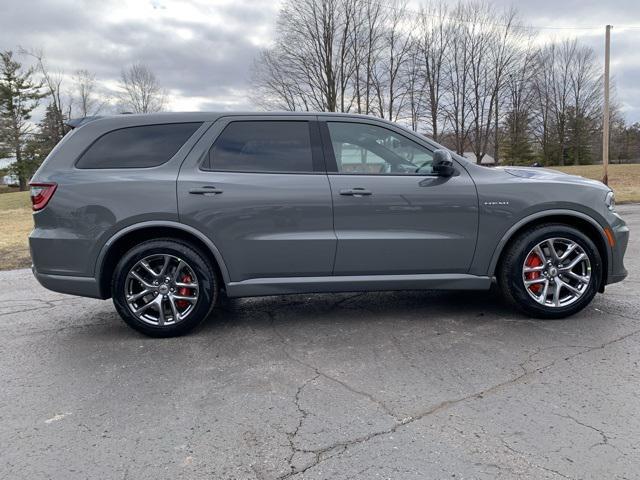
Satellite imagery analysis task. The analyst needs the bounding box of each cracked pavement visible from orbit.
[1,204,638,479]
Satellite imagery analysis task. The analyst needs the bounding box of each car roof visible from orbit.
[66,111,390,129]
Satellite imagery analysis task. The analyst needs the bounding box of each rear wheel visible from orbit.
[498,224,602,319]
[112,239,218,337]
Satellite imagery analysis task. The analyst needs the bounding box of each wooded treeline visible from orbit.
[253,0,640,166]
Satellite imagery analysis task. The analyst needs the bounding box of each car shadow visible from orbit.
[194,286,524,335]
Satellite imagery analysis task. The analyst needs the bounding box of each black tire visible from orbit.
[498,223,602,319]
[112,238,218,337]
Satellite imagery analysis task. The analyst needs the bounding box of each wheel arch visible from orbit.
[490,210,610,288]
[96,221,230,299]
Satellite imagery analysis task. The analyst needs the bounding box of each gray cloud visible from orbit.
[0,0,278,113]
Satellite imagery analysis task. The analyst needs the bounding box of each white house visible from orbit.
[0,157,18,185]
[463,152,496,165]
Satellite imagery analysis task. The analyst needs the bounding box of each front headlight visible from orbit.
[605,191,616,211]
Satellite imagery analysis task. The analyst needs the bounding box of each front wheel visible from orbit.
[112,239,218,337]
[498,224,602,319]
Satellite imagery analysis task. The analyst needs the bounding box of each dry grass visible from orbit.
[550,164,640,204]
[0,191,32,270]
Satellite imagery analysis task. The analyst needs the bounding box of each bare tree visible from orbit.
[72,69,105,117]
[549,41,574,165]
[567,43,602,165]
[403,47,427,131]
[501,41,537,164]
[252,49,311,111]
[531,46,555,164]
[263,0,359,112]
[350,0,385,114]
[372,0,413,121]
[119,63,166,113]
[21,48,70,143]
[416,1,450,141]
[532,39,602,165]
[462,4,523,163]
[443,3,472,155]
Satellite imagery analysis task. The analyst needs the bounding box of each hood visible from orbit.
[499,166,607,188]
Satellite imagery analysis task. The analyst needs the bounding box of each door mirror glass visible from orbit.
[433,150,455,177]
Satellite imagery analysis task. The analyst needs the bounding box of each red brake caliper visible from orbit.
[525,253,543,293]
[176,274,192,309]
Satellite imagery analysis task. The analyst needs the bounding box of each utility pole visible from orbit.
[494,90,499,165]
[602,24,612,186]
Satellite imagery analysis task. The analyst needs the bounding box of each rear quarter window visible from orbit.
[76,122,202,169]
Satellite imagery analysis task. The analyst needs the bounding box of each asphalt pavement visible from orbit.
[1,204,638,479]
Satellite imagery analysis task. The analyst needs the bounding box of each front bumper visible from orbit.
[606,214,629,285]
[32,266,103,299]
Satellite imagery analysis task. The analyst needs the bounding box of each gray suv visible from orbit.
[29,112,629,337]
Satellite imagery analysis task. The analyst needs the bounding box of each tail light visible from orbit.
[29,182,57,211]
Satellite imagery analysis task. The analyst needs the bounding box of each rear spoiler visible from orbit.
[65,116,102,129]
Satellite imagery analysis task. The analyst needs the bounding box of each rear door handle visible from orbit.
[339,188,372,197]
[189,186,224,195]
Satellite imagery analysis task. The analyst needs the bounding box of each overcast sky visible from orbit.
[1,0,639,122]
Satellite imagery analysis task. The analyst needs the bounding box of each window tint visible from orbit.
[76,122,202,169]
[206,121,313,173]
[327,122,434,175]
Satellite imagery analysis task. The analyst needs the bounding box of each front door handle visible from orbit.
[339,187,372,197]
[189,186,223,195]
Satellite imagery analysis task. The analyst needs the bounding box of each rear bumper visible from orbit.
[32,266,104,299]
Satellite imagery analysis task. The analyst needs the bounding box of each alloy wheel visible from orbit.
[522,237,592,308]
[124,254,199,326]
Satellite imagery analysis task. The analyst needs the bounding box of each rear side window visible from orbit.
[205,121,313,173]
[76,122,202,169]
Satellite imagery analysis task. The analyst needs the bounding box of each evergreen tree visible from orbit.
[501,110,535,165]
[0,51,44,191]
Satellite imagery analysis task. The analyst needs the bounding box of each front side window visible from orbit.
[327,122,434,175]
[206,121,313,173]
[76,122,202,169]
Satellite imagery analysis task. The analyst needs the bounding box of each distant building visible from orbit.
[463,152,496,165]
[0,157,18,185]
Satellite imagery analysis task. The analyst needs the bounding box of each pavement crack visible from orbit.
[275,324,640,477]
[268,310,400,422]
[499,438,572,479]
[553,413,622,454]
[282,372,320,476]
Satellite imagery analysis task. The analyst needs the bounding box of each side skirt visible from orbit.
[225,273,492,298]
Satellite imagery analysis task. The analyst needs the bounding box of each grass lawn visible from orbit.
[550,163,640,204]
[0,164,638,271]
[0,191,32,270]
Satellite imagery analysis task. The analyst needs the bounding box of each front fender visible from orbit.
[485,208,610,277]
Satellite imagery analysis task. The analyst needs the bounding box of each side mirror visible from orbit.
[433,149,455,177]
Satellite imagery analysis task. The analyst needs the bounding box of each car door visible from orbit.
[322,118,478,275]
[178,116,336,282]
